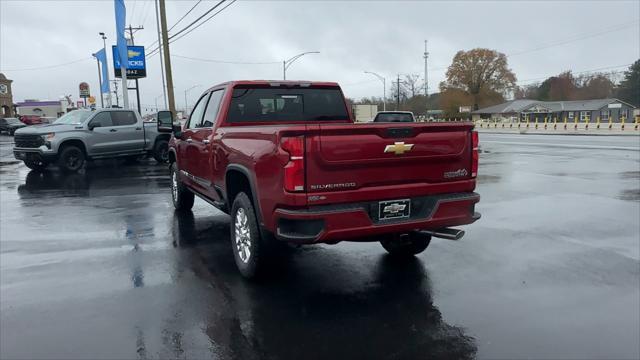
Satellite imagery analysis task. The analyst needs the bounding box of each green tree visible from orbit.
[616,60,640,106]
[440,48,516,110]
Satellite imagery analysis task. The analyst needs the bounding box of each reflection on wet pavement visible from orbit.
[1,134,639,359]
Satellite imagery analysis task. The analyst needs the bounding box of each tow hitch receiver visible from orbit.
[419,228,465,241]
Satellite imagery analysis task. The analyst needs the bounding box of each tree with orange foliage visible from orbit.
[440,48,516,114]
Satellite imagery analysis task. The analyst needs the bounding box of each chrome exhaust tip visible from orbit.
[419,228,465,241]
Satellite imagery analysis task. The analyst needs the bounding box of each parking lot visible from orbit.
[1,133,639,359]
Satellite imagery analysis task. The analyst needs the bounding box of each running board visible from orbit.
[419,228,465,241]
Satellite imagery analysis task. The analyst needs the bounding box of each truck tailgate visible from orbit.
[305,122,474,194]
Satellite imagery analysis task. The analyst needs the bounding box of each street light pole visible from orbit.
[184,85,201,113]
[92,53,104,108]
[99,32,111,107]
[364,71,386,111]
[283,51,319,80]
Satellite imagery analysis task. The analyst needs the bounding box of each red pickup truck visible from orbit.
[157,80,480,278]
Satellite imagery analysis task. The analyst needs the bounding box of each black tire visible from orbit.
[9,129,15,136]
[170,162,194,211]
[23,159,48,171]
[57,145,85,172]
[153,139,169,163]
[380,232,431,257]
[230,192,269,279]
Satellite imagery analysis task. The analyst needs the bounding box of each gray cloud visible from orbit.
[1,0,638,112]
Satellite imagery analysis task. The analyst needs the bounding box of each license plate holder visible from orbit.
[379,199,411,220]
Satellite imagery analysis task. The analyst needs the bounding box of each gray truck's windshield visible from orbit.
[54,110,92,125]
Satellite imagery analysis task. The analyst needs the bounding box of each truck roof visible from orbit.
[206,80,341,91]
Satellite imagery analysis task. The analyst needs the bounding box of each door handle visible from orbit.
[203,139,210,144]
[135,127,142,130]
[186,138,193,142]
[109,129,117,132]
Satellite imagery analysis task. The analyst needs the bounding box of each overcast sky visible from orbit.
[1,0,638,113]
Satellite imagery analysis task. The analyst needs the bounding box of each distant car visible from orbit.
[0,117,27,135]
[372,111,416,123]
[40,116,57,124]
[19,115,43,125]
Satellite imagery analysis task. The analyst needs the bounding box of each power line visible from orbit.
[517,64,631,85]
[0,57,92,71]
[139,0,153,27]
[147,0,236,58]
[168,0,226,41]
[144,0,202,51]
[168,0,202,32]
[414,19,640,74]
[171,53,279,65]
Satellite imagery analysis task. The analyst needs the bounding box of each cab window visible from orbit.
[201,90,224,127]
[186,93,210,129]
[89,112,113,127]
[112,111,137,126]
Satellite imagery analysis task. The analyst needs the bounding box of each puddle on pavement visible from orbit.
[618,189,640,201]
[619,171,640,179]
[476,174,501,184]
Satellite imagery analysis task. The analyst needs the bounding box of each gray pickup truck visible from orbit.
[13,109,171,172]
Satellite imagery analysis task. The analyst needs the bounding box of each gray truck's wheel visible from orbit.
[231,192,268,279]
[380,232,431,256]
[23,160,48,171]
[57,146,85,172]
[153,140,169,163]
[170,162,194,210]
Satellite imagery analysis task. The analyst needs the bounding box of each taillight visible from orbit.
[281,136,305,192]
[471,131,479,178]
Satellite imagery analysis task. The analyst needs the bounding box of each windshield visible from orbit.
[4,118,22,124]
[374,113,414,122]
[54,110,92,125]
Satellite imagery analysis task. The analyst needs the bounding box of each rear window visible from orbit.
[227,87,349,123]
[374,113,414,122]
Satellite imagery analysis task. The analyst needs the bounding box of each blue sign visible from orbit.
[112,45,146,78]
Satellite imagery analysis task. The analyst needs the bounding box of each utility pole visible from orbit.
[396,74,400,110]
[126,25,144,114]
[111,80,120,107]
[159,0,176,115]
[423,40,429,115]
[154,0,167,109]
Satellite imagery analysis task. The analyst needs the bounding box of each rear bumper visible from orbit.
[273,192,480,243]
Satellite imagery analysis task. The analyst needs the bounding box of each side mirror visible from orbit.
[172,124,183,139]
[157,111,174,133]
[88,122,101,131]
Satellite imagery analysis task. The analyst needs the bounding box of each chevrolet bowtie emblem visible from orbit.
[384,142,414,155]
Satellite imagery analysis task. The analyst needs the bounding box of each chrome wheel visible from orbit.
[171,170,178,202]
[234,208,252,263]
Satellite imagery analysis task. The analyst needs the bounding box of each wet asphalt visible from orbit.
[0,133,639,360]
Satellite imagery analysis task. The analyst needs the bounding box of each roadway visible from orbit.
[1,133,638,359]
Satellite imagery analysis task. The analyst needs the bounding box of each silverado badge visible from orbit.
[384,142,414,155]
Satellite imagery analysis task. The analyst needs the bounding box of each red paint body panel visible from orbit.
[169,81,480,243]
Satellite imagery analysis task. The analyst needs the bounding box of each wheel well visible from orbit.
[226,169,252,205]
[154,135,170,148]
[58,139,87,155]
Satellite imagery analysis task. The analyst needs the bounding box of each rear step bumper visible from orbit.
[274,192,480,244]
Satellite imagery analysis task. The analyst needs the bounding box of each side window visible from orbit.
[186,93,210,129]
[201,90,224,127]
[112,111,137,126]
[90,112,113,127]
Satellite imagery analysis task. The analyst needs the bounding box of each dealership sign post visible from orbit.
[79,82,90,108]
[112,45,146,78]
[112,45,146,113]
